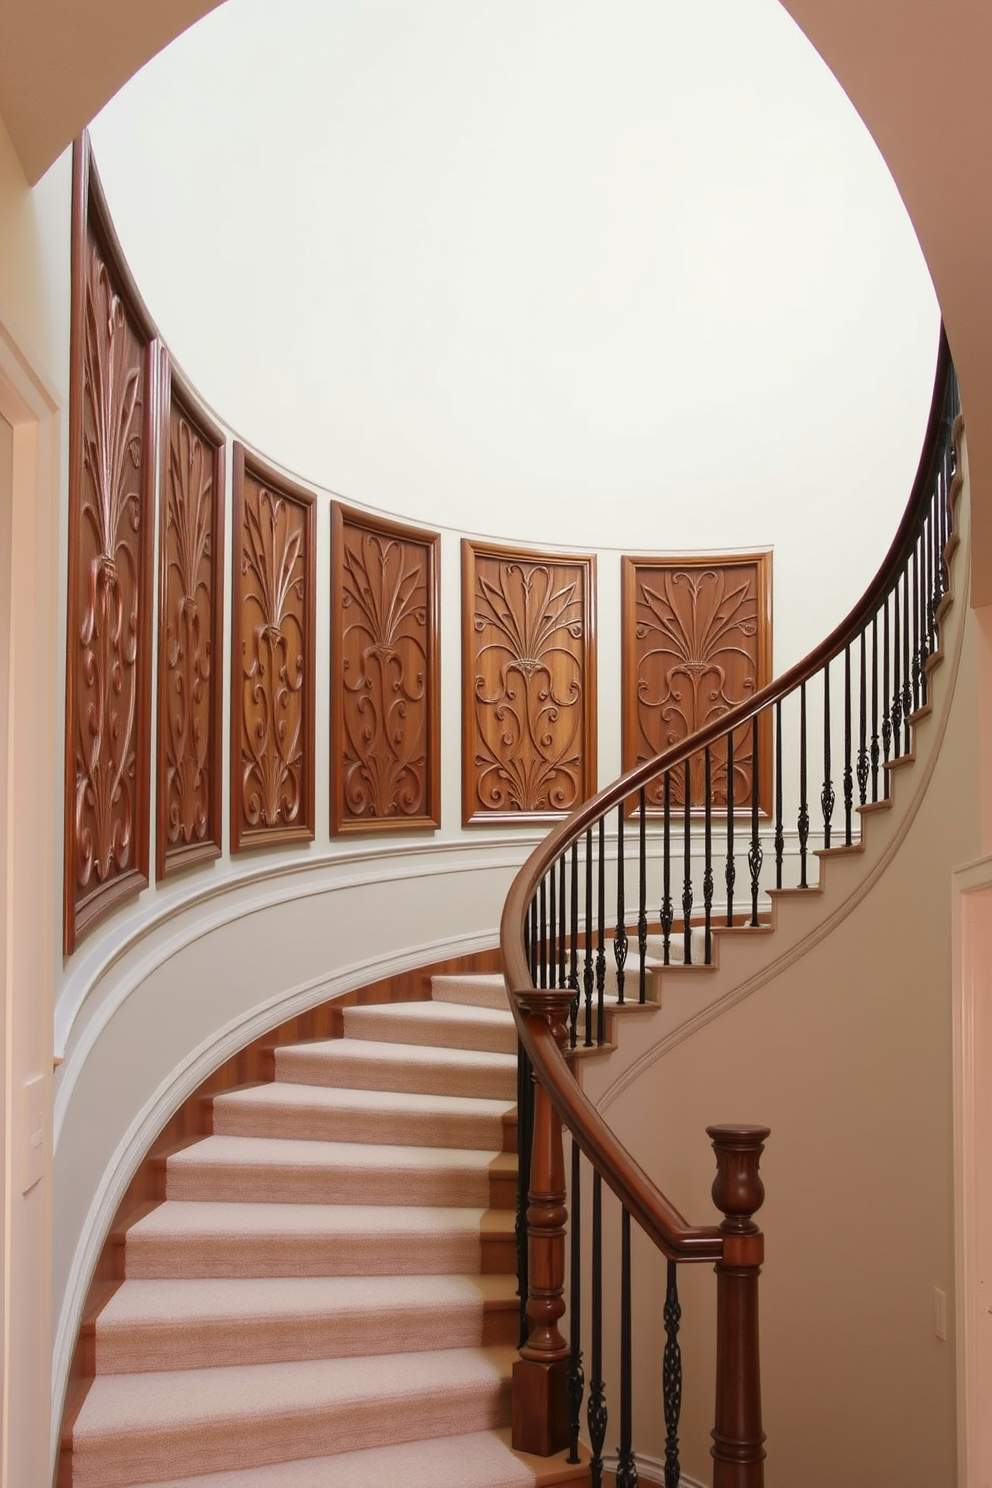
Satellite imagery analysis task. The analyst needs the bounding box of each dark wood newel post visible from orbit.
[511,987,573,1457]
[708,1123,770,1488]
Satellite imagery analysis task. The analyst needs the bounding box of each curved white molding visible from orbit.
[596,431,971,1114]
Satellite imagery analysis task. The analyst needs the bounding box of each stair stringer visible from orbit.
[580,420,970,1112]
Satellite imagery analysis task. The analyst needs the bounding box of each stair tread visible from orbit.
[230,1080,513,1118]
[100,1427,551,1488]
[278,1036,516,1069]
[127,1200,515,1238]
[168,1134,512,1171]
[98,1273,518,1329]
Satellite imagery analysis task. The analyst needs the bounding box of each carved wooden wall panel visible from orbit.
[157,357,226,877]
[462,543,597,824]
[330,505,440,832]
[621,552,772,813]
[231,444,315,850]
[64,138,157,953]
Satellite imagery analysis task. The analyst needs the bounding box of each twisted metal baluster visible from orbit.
[882,595,892,790]
[663,1260,682,1488]
[596,816,606,1045]
[616,1207,638,1488]
[637,790,647,1004]
[843,644,853,845]
[821,659,835,849]
[870,610,880,803]
[703,748,714,964]
[614,804,628,1005]
[774,702,784,890]
[583,827,594,1047]
[660,771,673,965]
[748,716,762,926]
[587,1171,607,1488]
[891,576,903,759]
[568,840,579,1048]
[856,628,869,808]
[902,549,913,729]
[798,682,809,887]
[726,729,735,925]
[682,758,693,964]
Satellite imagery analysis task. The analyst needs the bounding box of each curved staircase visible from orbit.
[66,976,586,1488]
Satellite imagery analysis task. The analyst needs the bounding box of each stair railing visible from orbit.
[501,329,960,1484]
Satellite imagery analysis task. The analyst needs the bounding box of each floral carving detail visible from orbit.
[72,249,145,899]
[239,483,308,833]
[162,413,216,853]
[469,556,591,816]
[633,565,761,808]
[339,525,433,823]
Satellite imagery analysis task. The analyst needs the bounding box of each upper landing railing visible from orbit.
[500,329,961,1486]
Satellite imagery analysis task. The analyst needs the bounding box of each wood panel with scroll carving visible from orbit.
[330,505,440,832]
[231,445,315,851]
[156,356,226,878]
[462,542,596,824]
[621,552,772,813]
[64,137,157,953]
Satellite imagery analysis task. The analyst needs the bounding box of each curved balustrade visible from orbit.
[501,329,961,1484]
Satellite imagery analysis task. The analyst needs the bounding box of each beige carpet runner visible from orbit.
[70,973,586,1487]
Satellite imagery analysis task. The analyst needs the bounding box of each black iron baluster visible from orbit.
[614,804,628,1005]
[920,522,931,704]
[726,729,735,926]
[748,716,762,926]
[902,553,913,729]
[538,878,548,989]
[638,789,647,1005]
[798,681,809,888]
[774,702,783,890]
[881,596,892,795]
[870,611,880,803]
[661,771,673,965]
[566,1138,584,1465]
[596,816,606,1045]
[703,748,714,965]
[584,827,594,1047]
[683,758,693,964]
[569,840,579,1049]
[558,852,567,992]
[856,628,869,809]
[911,536,922,715]
[616,1207,637,1488]
[548,863,557,987]
[663,1259,682,1488]
[588,1171,607,1488]
[891,576,903,759]
[822,659,834,850]
[843,643,853,846]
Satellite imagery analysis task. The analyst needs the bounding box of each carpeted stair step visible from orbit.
[431,972,510,1011]
[342,999,517,1055]
[212,1080,514,1150]
[94,1426,589,1488]
[121,1201,516,1279]
[93,1274,520,1374]
[70,1344,516,1488]
[275,1035,516,1100]
[163,1135,516,1209]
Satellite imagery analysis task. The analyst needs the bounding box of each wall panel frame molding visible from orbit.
[462,541,596,824]
[621,551,772,814]
[156,354,226,878]
[64,135,157,953]
[231,443,315,851]
[330,504,440,833]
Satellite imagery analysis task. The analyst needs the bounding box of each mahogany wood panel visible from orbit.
[462,542,597,824]
[621,552,772,814]
[231,444,316,850]
[330,504,440,832]
[156,355,226,877]
[64,136,157,953]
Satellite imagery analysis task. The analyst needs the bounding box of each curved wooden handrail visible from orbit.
[501,324,955,1259]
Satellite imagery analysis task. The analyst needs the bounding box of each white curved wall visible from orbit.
[51,0,947,1453]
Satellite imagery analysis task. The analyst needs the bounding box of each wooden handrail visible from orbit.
[503,325,955,1473]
